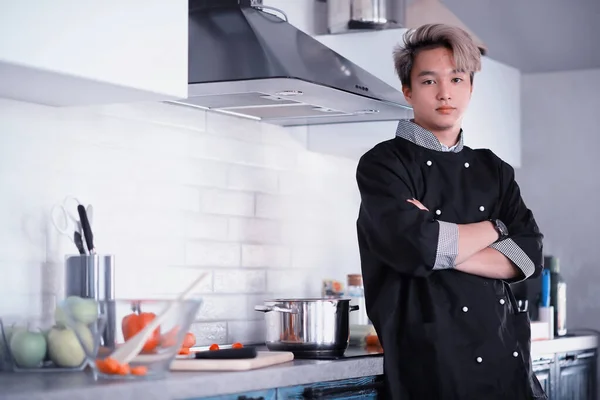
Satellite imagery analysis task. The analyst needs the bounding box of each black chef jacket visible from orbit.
[356,122,547,400]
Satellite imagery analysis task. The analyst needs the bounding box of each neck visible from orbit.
[412,118,461,147]
[434,128,461,148]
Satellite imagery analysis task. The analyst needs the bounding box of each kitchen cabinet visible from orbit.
[188,376,383,400]
[557,350,596,400]
[308,29,522,167]
[189,349,597,399]
[531,349,597,400]
[195,389,277,400]
[0,0,188,107]
[533,354,555,397]
[276,376,383,399]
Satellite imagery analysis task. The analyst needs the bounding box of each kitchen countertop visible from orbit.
[0,335,596,400]
[531,333,598,356]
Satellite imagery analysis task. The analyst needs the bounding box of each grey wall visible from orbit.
[517,68,600,334]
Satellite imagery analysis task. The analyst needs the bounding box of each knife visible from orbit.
[73,231,86,255]
[193,347,257,360]
[77,205,95,254]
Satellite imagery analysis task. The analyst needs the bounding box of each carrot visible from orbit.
[232,342,243,349]
[96,359,111,374]
[182,332,196,348]
[178,347,191,355]
[118,363,131,375]
[209,343,220,351]
[131,366,148,376]
[96,357,121,374]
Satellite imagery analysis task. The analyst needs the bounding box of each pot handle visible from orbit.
[350,305,360,312]
[254,305,297,314]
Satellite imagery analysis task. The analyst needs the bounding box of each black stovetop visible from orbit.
[248,344,383,360]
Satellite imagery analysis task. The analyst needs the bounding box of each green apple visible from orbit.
[1,324,27,364]
[47,324,90,368]
[55,296,98,326]
[70,297,98,325]
[9,330,47,368]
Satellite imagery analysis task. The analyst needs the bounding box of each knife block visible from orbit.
[64,254,115,346]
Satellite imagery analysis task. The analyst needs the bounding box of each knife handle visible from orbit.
[194,347,257,359]
[77,204,95,254]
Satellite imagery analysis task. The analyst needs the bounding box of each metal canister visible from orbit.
[65,254,115,345]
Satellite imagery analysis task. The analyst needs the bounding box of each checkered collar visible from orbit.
[395,119,464,153]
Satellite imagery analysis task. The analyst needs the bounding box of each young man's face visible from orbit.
[402,46,473,134]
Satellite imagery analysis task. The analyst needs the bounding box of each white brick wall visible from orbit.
[0,97,363,345]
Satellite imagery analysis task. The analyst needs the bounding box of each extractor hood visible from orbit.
[167,0,411,127]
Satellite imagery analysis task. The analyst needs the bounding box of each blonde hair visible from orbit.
[393,23,482,89]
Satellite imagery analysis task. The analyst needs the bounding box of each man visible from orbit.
[355,23,546,400]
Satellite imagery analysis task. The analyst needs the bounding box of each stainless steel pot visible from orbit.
[254,298,359,359]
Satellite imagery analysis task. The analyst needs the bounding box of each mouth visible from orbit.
[436,107,456,114]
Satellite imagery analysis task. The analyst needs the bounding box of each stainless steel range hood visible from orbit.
[167,0,411,127]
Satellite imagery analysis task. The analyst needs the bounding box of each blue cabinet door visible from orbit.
[189,389,277,400]
[277,376,381,399]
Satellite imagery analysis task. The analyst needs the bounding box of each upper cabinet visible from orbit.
[0,0,188,106]
[310,29,522,167]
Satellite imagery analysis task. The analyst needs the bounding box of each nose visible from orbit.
[437,81,451,101]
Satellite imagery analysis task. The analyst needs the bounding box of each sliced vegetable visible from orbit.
[95,357,146,376]
[232,342,244,349]
[209,343,220,351]
[118,363,131,375]
[178,347,191,355]
[131,365,148,376]
[182,332,196,348]
[96,357,120,374]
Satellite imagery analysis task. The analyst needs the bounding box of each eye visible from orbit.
[422,80,435,85]
[452,77,464,83]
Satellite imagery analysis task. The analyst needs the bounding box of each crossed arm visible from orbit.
[407,199,521,280]
[356,151,543,282]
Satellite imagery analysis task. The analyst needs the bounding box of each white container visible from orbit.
[347,274,369,326]
[538,306,555,340]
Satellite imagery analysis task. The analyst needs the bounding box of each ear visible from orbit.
[402,85,413,104]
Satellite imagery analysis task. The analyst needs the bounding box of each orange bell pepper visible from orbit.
[122,312,161,353]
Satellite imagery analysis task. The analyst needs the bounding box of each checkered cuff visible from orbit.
[490,238,535,279]
[433,221,459,270]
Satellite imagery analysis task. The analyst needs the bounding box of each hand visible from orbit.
[407,198,429,211]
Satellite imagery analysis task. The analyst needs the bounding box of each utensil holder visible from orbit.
[64,254,115,346]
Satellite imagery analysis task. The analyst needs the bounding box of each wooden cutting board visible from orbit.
[170,351,294,371]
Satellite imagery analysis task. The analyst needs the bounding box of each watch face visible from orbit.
[496,220,508,236]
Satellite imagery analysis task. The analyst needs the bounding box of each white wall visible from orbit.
[517,68,600,334]
[0,98,362,345]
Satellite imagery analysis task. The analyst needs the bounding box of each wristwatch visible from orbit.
[490,219,509,242]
